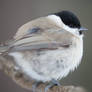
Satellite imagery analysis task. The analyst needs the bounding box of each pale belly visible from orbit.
[9,43,83,82]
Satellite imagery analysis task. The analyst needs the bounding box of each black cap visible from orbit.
[54,11,81,29]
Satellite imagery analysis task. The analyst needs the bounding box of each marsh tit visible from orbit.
[0,10,87,91]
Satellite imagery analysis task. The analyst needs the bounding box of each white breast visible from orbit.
[9,36,83,82]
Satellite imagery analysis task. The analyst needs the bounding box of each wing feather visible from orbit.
[1,17,73,53]
[10,42,70,52]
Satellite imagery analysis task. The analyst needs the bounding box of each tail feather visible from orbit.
[0,46,9,54]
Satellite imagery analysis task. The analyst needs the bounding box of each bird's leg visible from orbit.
[51,79,61,86]
[32,81,42,92]
[45,79,61,92]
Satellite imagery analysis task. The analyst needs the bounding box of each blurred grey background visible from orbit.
[0,0,92,92]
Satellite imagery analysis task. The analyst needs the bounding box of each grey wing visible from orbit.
[10,42,70,52]
[0,27,72,53]
[9,27,72,52]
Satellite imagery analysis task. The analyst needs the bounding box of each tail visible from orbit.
[0,45,9,54]
[0,45,9,70]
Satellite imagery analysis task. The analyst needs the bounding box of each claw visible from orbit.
[51,79,61,86]
[44,79,61,92]
[45,83,53,92]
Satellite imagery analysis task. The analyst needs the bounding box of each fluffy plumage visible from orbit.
[0,11,84,83]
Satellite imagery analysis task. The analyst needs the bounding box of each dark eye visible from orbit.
[79,30,82,35]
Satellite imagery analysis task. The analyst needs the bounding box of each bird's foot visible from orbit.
[45,79,61,92]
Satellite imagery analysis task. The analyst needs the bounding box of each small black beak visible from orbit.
[79,27,88,31]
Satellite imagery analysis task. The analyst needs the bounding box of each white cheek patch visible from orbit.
[63,24,79,35]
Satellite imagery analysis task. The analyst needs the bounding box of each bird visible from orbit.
[0,10,87,92]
